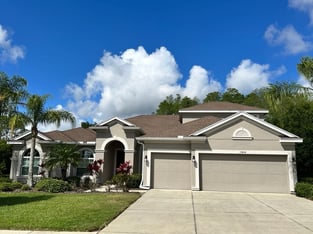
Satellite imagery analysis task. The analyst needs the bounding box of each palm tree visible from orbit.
[10,94,76,186]
[45,143,81,180]
[0,72,28,139]
[297,56,313,87]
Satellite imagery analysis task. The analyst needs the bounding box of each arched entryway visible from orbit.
[102,140,125,182]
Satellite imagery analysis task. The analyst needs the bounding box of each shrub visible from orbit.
[66,176,81,189]
[295,182,313,199]
[126,174,141,188]
[0,177,11,183]
[0,181,22,191]
[35,178,71,193]
[21,184,31,191]
[0,182,14,191]
[11,181,23,190]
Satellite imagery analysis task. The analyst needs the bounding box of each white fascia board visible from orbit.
[136,136,207,142]
[14,131,31,140]
[191,112,300,139]
[7,140,24,145]
[280,138,303,143]
[98,117,135,127]
[14,131,51,141]
[136,137,187,142]
[178,110,269,114]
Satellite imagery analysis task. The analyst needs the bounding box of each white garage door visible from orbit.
[200,154,289,193]
[151,153,191,190]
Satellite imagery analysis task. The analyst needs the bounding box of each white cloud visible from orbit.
[0,24,25,63]
[226,59,285,94]
[289,0,313,24]
[183,65,222,99]
[264,24,312,54]
[65,46,222,122]
[297,74,312,87]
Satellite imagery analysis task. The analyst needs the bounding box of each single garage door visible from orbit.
[200,154,289,193]
[151,153,191,190]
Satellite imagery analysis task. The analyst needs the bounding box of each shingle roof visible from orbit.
[180,101,266,111]
[126,115,181,137]
[126,115,221,137]
[44,127,96,142]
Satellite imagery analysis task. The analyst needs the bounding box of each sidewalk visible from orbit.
[0,231,97,234]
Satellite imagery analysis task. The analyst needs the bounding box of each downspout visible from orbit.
[137,140,149,190]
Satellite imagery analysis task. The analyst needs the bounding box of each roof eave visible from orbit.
[179,110,269,114]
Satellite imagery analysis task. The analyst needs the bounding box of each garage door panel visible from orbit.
[201,154,289,193]
[152,153,191,190]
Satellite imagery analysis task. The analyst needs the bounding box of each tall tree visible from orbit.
[156,94,199,115]
[221,88,245,103]
[45,143,81,180]
[297,56,313,86]
[262,82,313,177]
[203,91,222,103]
[0,72,28,139]
[10,94,76,186]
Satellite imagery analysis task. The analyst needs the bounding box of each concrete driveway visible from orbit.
[100,189,313,234]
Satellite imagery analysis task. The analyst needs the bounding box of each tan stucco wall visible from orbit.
[206,120,288,151]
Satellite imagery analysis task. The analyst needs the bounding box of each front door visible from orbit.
[115,149,125,173]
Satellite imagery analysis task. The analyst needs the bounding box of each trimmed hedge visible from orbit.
[35,178,71,193]
[0,181,22,191]
[295,182,313,199]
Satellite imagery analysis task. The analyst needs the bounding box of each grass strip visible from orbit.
[0,192,141,231]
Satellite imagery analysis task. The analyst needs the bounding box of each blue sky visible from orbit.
[1,0,313,130]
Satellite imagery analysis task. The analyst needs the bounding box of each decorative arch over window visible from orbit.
[21,148,40,175]
[77,148,94,176]
[232,127,253,140]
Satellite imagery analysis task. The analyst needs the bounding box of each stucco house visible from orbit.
[9,101,302,193]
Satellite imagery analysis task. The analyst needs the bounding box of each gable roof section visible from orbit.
[44,127,96,142]
[126,115,221,137]
[14,131,52,141]
[191,111,302,141]
[98,117,135,127]
[179,101,268,113]
[126,115,181,137]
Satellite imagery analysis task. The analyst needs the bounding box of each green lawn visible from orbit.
[0,192,141,231]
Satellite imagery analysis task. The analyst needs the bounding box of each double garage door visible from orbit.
[151,153,289,193]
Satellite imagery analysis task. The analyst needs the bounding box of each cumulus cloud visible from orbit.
[226,59,285,94]
[264,24,312,54]
[65,46,221,122]
[0,24,25,63]
[183,66,222,99]
[289,0,313,24]
[297,74,312,87]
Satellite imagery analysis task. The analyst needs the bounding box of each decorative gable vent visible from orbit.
[232,127,253,140]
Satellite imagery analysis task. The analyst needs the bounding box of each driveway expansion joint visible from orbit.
[248,194,313,233]
[191,191,198,234]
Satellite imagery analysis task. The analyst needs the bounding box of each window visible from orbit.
[232,127,253,140]
[77,149,94,176]
[21,148,40,175]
